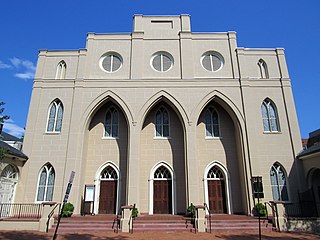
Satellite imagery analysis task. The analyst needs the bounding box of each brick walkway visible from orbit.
[0,230,319,240]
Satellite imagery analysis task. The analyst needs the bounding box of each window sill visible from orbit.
[102,137,119,140]
[205,136,222,140]
[154,136,171,140]
[263,131,281,134]
[44,132,61,135]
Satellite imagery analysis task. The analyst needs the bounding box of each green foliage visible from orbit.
[186,203,196,217]
[0,102,9,123]
[255,203,267,216]
[62,202,74,218]
[132,206,139,218]
[0,147,7,160]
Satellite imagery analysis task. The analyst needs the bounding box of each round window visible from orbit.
[151,52,173,72]
[100,53,122,73]
[201,52,224,72]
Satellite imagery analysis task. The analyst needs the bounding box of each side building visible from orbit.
[15,15,302,215]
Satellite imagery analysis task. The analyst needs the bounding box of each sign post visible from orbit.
[53,171,75,240]
[251,176,264,240]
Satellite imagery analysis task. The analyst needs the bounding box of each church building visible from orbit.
[12,15,302,216]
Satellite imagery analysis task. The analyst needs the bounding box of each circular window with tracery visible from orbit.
[201,52,224,72]
[151,52,173,72]
[100,53,122,73]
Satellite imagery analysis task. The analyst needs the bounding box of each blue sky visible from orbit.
[0,0,319,138]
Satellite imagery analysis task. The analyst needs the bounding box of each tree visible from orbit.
[0,101,9,160]
[0,102,10,124]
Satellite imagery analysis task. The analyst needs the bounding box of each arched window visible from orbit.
[101,166,118,180]
[205,107,220,137]
[154,165,172,179]
[270,163,288,201]
[55,61,66,79]
[155,107,169,137]
[36,164,55,202]
[0,165,18,180]
[207,166,224,179]
[46,100,63,133]
[261,99,279,132]
[258,59,269,79]
[104,107,119,138]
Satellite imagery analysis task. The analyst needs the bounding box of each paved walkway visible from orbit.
[0,230,319,240]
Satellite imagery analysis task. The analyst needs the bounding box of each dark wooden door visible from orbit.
[99,180,117,214]
[154,180,172,214]
[208,180,227,213]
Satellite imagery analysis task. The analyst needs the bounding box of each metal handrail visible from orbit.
[129,203,136,234]
[46,203,61,233]
[204,203,212,233]
[0,203,43,219]
[266,201,280,231]
[112,208,121,233]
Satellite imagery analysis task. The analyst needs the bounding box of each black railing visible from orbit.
[112,209,121,233]
[46,203,61,232]
[0,203,43,219]
[204,203,212,233]
[129,203,136,234]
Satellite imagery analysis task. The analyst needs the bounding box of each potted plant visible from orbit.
[254,203,267,217]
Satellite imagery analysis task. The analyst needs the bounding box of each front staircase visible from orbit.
[49,214,274,233]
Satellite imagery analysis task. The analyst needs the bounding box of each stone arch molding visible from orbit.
[137,90,190,130]
[148,161,176,215]
[94,161,121,215]
[81,90,134,131]
[203,161,233,214]
[191,90,244,128]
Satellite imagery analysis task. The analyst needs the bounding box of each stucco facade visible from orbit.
[15,15,302,216]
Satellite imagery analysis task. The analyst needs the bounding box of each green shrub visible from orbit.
[186,203,196,217]
[254,203,267,216]
[132,206,139,218]
[62,202,74,218]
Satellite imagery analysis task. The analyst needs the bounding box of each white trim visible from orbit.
[45,100,63,133]
[99,52,123,73]
[0,164,18,204]
[204,106,221,138]
[94,162,120,214]
[148,161,176,215]
[203,161,232,214]
[150,52,174,72]
[35,163,55,203]
[200,51,224,72]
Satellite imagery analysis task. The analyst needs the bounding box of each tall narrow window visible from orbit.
[258,59,269,79]
[205,107,220,137]
[261,99,279,132]
[55,61,66,79]
[155,107,169,137]
[46,100,63,133]
[270,163,288,201]
[36,164,55,202]
[104,107,119,138]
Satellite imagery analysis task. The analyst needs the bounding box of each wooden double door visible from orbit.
[99,180,117,214]
[153,180,172,214]
[208,180,227,213]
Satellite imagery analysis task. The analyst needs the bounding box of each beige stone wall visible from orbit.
[139,102,185,214]
[18,15,303,215]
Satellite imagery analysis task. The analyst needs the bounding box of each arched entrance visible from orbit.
[95,163,119,214]
[204,162,231,214]
[149,163,175,214]
[0,164,18,204]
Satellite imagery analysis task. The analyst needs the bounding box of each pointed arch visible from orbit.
[204,161,232,214]
[204,106,220,137]
[94,161,120,214]
[36,163,55,202]
[81,90,134,132]
[46,99,64,133]
[137,90,189,131]
[104,106,119,138]
[261,98,280,132]
[149,161,176,215]
[258,59,269,79]
[191,90,244,130]
[270,162,289,201]
[55,60,67,79]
